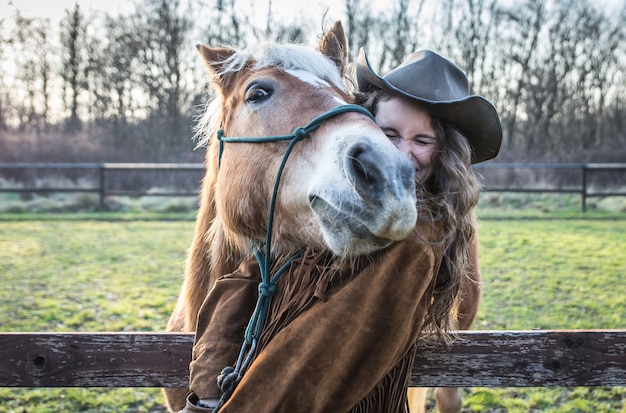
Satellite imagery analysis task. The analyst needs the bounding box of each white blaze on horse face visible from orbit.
[285,69,348,105]
[300,117,418,257]
[285,69,331,88]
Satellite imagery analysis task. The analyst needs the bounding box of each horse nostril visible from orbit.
[346,142,385,196]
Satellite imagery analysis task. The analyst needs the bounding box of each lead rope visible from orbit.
[212,104,374,411]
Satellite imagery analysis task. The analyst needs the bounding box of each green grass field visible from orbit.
[0,211,624,412]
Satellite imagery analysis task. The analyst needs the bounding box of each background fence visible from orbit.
[0,162,625,212]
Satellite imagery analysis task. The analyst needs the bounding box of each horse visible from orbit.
[163,21,418,412]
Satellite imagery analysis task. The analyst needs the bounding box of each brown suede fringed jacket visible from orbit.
[189,221,444,413]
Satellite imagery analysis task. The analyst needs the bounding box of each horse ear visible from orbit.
[196,44,237,75]
[318,21,348,75]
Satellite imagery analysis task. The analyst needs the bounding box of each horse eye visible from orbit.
[245,85,272,103]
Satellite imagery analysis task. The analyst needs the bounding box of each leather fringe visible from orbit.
[258,248,370,351]
[253,248,414,412]
[347,345,416,413]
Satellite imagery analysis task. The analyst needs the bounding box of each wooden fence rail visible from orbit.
[1,163,625,212]
[1,330,624,388]
[0,162,203,210]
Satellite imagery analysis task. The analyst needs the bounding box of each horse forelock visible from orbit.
[215,43,345,90]
[254,43,345,90]
[194,42,346,148]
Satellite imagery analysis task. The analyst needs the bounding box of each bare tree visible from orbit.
[10,13,34,131]
[496,0,546,152]
[435,0,498,91]
[202,0,246,46]
[568,3,624,151]
[345,0,375,62]
[131,0,192,147]
[34,21,52,131]
[0,18,6,131]
[602,5,626,152]
[527,0,592,154]
[101,15,142,130]
[500,0,626,158]
[381,0,426,71]
[60,3,88,132]
[387,0,422,68]
[461,0,497,91]
[6,13,53,133]
[83,32,108,127]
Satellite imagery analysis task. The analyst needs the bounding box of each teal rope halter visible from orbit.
[213,104,374,411]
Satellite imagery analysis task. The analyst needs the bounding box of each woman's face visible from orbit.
[375,96,438,183]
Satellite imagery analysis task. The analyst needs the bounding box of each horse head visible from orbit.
[196,22,417,259]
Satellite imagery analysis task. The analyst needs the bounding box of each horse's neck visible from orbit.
[183,152,244,330]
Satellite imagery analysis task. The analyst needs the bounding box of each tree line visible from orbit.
[0,0,624,162]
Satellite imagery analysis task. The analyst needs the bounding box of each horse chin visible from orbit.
[331,235,394,258]
[310,195,411,257]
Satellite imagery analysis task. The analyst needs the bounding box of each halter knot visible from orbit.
[217,366,239,395]
[293,127,309,141]
[258,281,277,297]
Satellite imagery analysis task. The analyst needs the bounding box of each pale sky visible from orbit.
[1,0,135,20]
[0,0,344,27]
[3,0,622,30]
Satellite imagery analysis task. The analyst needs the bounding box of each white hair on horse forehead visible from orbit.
[210,43,344,90]
[193,42,346,148]
[255,43,345,90]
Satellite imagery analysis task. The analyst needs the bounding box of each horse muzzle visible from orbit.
[309,137,418,257]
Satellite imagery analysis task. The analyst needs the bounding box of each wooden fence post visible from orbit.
[98,164,106,210]
[582,164,588,213]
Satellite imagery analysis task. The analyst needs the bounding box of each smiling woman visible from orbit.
[374,96,439,183]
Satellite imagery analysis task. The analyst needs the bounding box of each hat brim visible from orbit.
[356,48,502,164]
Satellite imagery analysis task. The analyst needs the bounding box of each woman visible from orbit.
[180,48,501,413]
[356,46,501,331]
[356,48,500,413]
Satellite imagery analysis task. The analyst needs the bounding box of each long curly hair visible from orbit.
[357,89,481,345]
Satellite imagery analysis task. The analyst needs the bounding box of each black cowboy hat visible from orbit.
[356,48,502,164]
